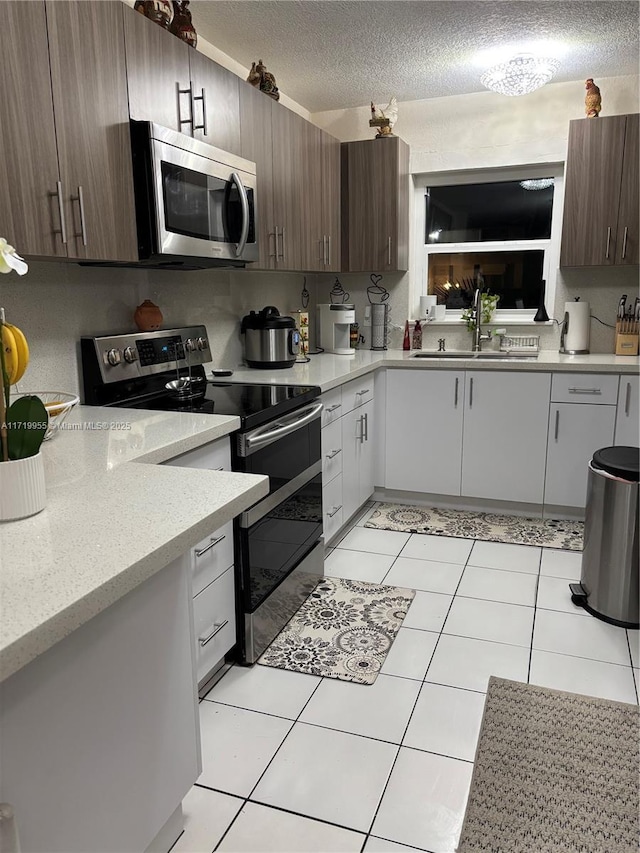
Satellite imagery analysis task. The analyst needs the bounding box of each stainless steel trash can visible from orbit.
[571,446,639,628]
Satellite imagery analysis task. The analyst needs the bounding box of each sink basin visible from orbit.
[410,351,539,360]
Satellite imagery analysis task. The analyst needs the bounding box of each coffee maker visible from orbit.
[317,304,356,354]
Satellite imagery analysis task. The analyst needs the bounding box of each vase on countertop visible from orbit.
[134,300,163,332]
[0,452,46,522]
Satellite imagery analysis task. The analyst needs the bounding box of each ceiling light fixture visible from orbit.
[481,54,560,97]
[520,178,555,191]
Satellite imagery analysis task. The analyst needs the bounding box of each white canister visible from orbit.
[420,295,437,320]
[561,300,590,354]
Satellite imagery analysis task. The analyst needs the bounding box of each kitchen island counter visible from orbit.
[0,406,268,683]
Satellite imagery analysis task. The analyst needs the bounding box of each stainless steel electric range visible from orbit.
[81,326,324,664]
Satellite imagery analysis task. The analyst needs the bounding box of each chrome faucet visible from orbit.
[471,287,493,352]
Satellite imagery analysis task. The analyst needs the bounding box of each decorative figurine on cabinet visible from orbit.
[170,0,197,47]
[246,60,280,101]
[369,97,398,137]
[134,0,174,29]
[585,78,602,118]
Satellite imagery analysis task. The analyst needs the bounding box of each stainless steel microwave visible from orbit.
[130,121,258,268]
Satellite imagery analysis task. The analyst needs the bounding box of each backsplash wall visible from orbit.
[2,261,311,398]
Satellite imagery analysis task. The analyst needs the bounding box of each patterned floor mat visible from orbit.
[365,503,583,550]
[258,576,415,685]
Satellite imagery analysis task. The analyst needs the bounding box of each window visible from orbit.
[417,168,563,315]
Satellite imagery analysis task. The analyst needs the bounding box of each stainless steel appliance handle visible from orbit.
[199,620,228,646]
[326,448,342,459]
[54,181,68,244]
[554,409,560,441]
[231,171,250,258]
[327,504,342,518]
[605,226,611,259]
[194,534,225,558]
[240,459,322,527]
[621,226,629,260]
[625,381,631,416]
[568,387,601,395]
[241,402,323,454]
[454,376,459,407]
[71,186,88,246]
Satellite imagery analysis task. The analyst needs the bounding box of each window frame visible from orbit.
[412,164,565,323]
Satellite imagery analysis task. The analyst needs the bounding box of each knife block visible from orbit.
[615,320,639,356]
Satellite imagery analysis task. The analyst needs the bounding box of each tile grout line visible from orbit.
[526,550,543,684]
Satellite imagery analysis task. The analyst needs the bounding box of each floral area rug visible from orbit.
[365,503,583,551]
[258,576,415,685]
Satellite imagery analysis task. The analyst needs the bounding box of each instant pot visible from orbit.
[240,306,300,369]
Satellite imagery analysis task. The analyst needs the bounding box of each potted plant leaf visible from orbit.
[0,238,48,521]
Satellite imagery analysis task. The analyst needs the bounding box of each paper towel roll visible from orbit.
[561,300,590,354]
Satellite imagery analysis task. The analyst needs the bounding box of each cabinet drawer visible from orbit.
[551,373,619,405]
[193,566,236,685]
[163,438,231,471]
[323,473,344,544]
[191,521,234,597]
[342,375,374,413]
[321,387,343,426]
[322,419,343,483]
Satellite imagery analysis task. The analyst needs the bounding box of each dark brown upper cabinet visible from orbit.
[123,6,241,154]
[0,1,137,263]
[341,137,410,273]
[239,83,275,268]
[560,114,639,267]
[306,125,341,272]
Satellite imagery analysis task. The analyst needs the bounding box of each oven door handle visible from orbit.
[241,402,323,455]
[231,171,250,258]
[239,459,322,528]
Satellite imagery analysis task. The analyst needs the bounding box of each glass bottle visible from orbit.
[402,321,411,351]
[412,320,422,350]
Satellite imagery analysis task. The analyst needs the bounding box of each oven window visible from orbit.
[240,475,323,612]
[161,162,255,244]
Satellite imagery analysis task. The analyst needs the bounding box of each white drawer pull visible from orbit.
[326,404,342,413]
[568,387,601,395]
[327,505,343,518]
[195,534,225,558]
[326,448,342,459]
[356,389,370,396]
[199,620,229,646]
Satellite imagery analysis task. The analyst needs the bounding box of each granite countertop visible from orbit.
[0,406,269,683]
[212,350,640,393]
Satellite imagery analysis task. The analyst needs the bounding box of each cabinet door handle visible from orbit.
[318,238,324,264]
[356,389,371,397]
[357,414,364,443]
[625,381,631,416]
[326,448,342,459]
[327,235,331,267]
[621,226,629,260]
[71,186,88,246]
[178,84,194,132]
[327,504,342,518]
[363,412,369,441]
[605,226,611,260]
[280,227,286,261]
[554,409,560,441]
[469,377,474,409]
[199,620,229,646]
[270,227,279,259]
[54,180,68,244]
[454,376,459,408]
[192,88,207,134]
[326,403,341,413]
[568,387,601,395]
[387,236,392,265]
[195,534,225,558]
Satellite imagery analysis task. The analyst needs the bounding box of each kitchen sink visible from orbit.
[410,351,539,360]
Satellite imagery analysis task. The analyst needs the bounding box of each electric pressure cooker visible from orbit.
[240,306,300,369]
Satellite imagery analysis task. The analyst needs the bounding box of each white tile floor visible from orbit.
[173,503,639,853]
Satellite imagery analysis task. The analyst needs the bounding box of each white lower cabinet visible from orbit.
[193,566,236,685]
[342,399,374,521]
[615,375,639,446]
[544,402,617,508]
[323,473,344,542]
[461,371,551,504]
[385,369,464,495]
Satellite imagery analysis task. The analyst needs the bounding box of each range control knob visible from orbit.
[196,336,208,351]
[184,338,198,353]
[106,348,122,366]
[123,346,138,364]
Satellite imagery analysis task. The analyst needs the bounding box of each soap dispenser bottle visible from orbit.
[412,319,422,350]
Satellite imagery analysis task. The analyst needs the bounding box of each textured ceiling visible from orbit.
[191,1,639,112]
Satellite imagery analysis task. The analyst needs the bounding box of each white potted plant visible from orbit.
[0,239,48,521]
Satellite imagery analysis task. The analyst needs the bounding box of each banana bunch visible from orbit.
[1,322,30,385]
